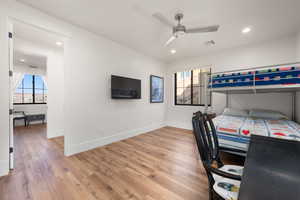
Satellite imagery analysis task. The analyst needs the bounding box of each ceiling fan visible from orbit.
[153,12,220,46]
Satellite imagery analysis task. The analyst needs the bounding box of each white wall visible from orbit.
[229,93,293,119]
[64,29,166,156]
[14,64,46,76]
[166,35,298,129]
[0,0,167,176]
[47,49,64,138]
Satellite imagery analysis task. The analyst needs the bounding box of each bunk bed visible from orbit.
[206,62,300,155]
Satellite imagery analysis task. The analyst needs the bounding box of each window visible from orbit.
[14,74,48,104]
[175,68,211,106]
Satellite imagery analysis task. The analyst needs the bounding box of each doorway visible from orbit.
[8,20,65,170]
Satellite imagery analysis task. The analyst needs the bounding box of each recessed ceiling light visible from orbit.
[20,59,25,63]
[242,27,251,34]
[170,49,176,54]
[56,41,63,46]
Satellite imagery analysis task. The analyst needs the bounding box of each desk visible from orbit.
[238,135,300,200]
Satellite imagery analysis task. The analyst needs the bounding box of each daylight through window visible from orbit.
[175,68,211,106]
[14,74,48,104]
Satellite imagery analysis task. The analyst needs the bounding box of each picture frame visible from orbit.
[150,75,164,103]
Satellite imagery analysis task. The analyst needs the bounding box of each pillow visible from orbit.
[222,108,249,117]
[249,109,288,120]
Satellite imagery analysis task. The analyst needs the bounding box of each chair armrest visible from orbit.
[208,165,242,181]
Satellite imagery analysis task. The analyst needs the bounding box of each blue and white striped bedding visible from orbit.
[213,115,300,151]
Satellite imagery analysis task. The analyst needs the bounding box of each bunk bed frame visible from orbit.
[205,62,300,119]
[204,62,300,155]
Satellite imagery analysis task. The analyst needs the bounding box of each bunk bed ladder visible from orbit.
[253,70,257,94]
[292,92,296,121]
[226,92,229,108]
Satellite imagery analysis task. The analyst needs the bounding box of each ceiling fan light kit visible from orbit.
[153,12,220,47]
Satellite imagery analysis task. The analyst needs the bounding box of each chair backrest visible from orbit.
[192,111,223,167]
[192,113,217,190]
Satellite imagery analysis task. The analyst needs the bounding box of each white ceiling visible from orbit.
[17,0,300,62]
[13,20,64,69]
[13,21,63,69]
[14,50,47,69]
[14,20,65,50]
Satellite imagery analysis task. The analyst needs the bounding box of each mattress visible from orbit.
[213,115,300,151]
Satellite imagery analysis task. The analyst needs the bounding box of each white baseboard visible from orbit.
[47,129,64,139]
[166,121,192,130]
[65,122,166,156]
[0,160,9,177]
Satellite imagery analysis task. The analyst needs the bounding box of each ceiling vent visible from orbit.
[205,40,216,46]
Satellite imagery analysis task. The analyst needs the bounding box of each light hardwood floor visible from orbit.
[0,125,243,200]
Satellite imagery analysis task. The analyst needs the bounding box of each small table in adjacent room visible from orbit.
[25,113,46,127]
[238,135,300,200]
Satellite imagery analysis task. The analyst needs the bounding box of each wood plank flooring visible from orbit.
[0,125,244,200]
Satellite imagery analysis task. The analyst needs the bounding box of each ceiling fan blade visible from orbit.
[153,13,175,28]
[165,35,177,46]
[186,25,220,34]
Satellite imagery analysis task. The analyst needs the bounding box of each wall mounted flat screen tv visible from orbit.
[111,75,141,99]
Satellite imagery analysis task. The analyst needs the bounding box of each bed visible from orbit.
[202,62,300,155]
[213,114,300,152]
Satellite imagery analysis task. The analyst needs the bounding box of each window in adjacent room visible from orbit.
[14,74,48,104]
[175,68,211,106]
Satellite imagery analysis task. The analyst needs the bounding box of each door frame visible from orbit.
[8,20,14,170]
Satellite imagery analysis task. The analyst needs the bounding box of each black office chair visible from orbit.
[192,111,243,200]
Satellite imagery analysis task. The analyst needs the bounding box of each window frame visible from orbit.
[174,69,212,106]
[13,74,47,105]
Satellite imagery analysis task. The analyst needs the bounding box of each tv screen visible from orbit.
[111,75,141,99]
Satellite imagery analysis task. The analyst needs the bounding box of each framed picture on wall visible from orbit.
[150,75,164,103]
